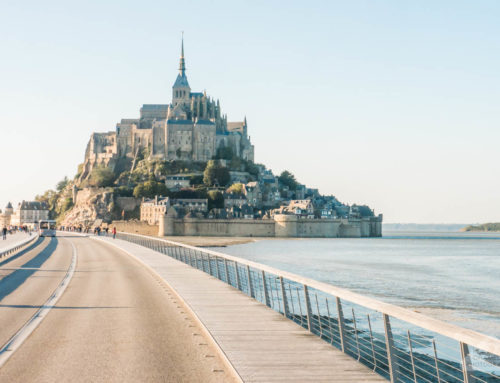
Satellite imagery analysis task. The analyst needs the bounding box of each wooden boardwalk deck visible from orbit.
[97,237,386,383]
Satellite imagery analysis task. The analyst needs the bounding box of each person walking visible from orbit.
[2,227,7,240]
[112,227,116,239]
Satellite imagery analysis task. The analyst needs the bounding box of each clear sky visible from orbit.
[1,1,499,223]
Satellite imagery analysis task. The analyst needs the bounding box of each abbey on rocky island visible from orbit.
[81,37,254,179]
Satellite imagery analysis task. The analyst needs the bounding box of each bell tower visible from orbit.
[172,33,191,107]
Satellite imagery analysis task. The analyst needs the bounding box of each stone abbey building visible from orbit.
[81,38,254,178]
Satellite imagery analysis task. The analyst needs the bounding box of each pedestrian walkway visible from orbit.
[0,232,31,252]
[95,236,385,383]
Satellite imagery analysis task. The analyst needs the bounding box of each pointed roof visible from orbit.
[173,73,190,88]
[179,32,186,75]
[173,33,190,89]
[6,202,12,209]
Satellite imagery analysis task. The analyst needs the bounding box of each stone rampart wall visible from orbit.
[160,214,382,238]
[112,220,159,236]
[172,218,275,237]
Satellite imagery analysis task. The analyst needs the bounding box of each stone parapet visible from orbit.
[158,213,383,238]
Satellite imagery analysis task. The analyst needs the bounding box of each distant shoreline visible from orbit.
[462,223,500,232]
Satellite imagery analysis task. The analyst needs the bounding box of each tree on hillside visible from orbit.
[56,176,69,192]
[133,180,168,199]
[35,189,58,212]
[227,183,244,195]
[89,167,115,188]
[278,170,298,191]
[203,160,230,187]
[207,190,224,210]
[215,146,234,160]
[189,174,204,186]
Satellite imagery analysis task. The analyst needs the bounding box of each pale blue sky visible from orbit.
[1,1,499,223]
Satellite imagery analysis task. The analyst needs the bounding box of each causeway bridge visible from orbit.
[0,231,499,382]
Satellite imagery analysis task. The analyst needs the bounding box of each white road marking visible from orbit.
[0,239,78,368]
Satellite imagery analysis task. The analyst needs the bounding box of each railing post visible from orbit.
[460,342,474,383]
[407,330,417,383]
[224,259,230,284]
[215,257,221,280]
[314,295,323,338]
[432,340,441,383]
[261,270,271,306]
[246,265,254,298]
[383,314,400,383]
[207,254,213,276]
[279,276,289,318]
[367,314,377,371]
[303,285,313,332]
[336,297,346,353]
[196,251,201,270]
[235,262,241,290]
[352,308,361,360]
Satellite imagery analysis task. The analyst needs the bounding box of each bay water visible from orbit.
[214,231,500,339]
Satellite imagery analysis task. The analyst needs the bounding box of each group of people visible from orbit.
[60,225,117,239]
[1,225,31,240]
[93,226,117,239]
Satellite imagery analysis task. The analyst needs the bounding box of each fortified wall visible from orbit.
[159,213,383,238]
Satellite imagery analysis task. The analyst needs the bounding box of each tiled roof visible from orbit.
[20,201,48,210]
[167,120,193,125]
[195,119,215,125]
[141,104,168,110]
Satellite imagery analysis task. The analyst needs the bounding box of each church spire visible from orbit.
[179,32,186,76]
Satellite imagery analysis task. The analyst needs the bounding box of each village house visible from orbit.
[171,199,208,214]
[165,175,191,190]
[272,200,315,219]
[10,201,50,227]
[243,181,262,207]
[223,192,247,208]
[140,196,170,225]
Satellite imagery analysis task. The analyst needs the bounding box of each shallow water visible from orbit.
[213,231,500,339]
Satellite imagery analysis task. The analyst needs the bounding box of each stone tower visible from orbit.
[5,202,13,216]
[172,35,191,107]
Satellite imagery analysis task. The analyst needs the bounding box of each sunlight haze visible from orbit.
[1,0,499,223]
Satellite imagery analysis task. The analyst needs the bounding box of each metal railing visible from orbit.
[116,232,500,383]
[0,234,39,259]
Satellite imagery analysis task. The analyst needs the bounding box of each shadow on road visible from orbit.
[0,237,45,267]
[0,304,130,310]
[0,237,58,302]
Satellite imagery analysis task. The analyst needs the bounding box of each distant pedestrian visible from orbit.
[2,227,7,240]
[112,227,116,239]
[105,227,109,236]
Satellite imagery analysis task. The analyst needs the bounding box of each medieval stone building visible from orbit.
[81,38,254,179]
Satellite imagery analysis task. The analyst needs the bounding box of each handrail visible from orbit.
[0,233,39,259]
[117,231,500,356]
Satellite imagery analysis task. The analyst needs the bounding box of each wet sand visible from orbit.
[161,236,267,247]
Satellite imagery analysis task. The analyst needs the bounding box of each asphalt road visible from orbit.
[0,233,236,382]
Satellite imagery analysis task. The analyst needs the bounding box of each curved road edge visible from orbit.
[0,239,78,368]
[0,234,40,260]
[92,236,244,383]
